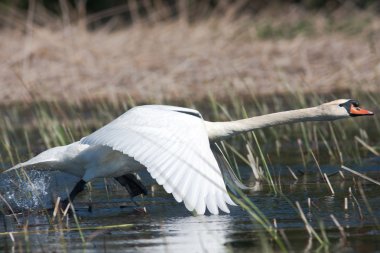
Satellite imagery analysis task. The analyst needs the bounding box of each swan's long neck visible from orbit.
[205,106,337,141]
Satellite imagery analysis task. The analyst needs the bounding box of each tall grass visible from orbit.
[0,2,379,252]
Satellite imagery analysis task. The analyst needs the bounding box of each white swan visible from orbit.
[5,99,373,215]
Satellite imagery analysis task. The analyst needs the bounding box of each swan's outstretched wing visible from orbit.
[81,105,236,215]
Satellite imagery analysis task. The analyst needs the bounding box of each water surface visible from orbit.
[1,161,380,252]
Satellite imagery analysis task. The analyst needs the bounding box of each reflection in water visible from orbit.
[148,215,232,252]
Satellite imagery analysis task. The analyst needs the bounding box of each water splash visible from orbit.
[0,170,80,212]
[0,170,53,211]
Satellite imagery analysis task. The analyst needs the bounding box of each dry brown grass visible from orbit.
[1,5,380,104]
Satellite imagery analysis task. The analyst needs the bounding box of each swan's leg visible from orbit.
[115,174,147,210]
[61,179,87,209]
[114,174,148,198]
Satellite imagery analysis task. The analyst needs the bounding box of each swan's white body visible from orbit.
[6,100,373,215]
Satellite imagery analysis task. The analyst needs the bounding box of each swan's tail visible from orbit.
[5,163,27,173]
[5,160,58,173]
[4,142,88,173]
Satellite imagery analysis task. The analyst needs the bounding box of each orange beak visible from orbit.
[350,104,374,116]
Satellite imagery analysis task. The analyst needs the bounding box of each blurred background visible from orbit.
[0,0,379,104]
[1,2,380,252]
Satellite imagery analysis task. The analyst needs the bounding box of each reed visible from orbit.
[0,2,379,252]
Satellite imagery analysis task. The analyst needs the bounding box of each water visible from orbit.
[1,162,380,252]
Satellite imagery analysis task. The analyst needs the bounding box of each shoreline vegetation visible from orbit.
[1,2,380,252]
[0,2,379,105]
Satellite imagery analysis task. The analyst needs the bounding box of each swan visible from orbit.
[4,99,374,215]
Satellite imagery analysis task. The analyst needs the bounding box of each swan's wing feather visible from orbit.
[211,143,252,191]
[81,106,236,214]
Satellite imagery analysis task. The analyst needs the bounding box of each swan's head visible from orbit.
[319,99,374,119]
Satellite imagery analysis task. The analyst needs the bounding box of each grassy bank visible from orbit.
[0,5,379,104]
